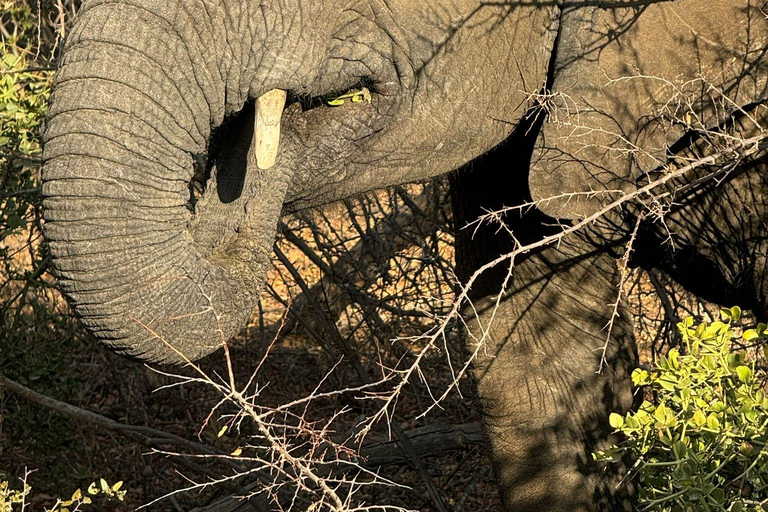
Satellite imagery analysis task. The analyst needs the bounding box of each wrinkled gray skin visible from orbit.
[41,0,768,510]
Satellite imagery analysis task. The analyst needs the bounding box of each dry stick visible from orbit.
[646,269,681,351]
[276,224,426,367]
[0,20,11,40]
[272,245,451,512]
[278,226,390,336]
[0,67,54,74]
[360,422,483,467]
[598,213,644,372]
[0,376,272,511]
[131,312,347,510]
[277,212,431,336]
[193,422,485,512]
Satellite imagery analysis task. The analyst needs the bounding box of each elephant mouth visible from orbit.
[190,77,395,210]
[185,78,394,259]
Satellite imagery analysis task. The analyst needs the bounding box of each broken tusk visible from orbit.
[254,89,287,170]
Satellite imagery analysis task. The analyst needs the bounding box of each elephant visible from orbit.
[40,0,768,510]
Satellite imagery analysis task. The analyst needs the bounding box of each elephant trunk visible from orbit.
[42,0,288,363]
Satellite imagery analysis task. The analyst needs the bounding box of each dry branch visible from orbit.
[359,422,483,466]
[276,185,442,337]
[2,376,482,511]
[189,422,484,512]
[0,376,272,511]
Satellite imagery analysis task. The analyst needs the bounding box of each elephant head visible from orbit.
[42,0,560,362]
[43,0,768,359]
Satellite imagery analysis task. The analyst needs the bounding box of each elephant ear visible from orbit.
[529,0,768,219]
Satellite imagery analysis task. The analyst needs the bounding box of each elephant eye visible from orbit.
[288,77,378,112]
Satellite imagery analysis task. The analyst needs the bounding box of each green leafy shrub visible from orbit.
[0,478,29,512]
[1,10,51,241]
[595,308,768,512]
[0,475,125,512]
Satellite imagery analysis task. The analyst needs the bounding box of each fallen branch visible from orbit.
[359,422,483,467]
[189,422,484,512]
[0,376,273,511]
[2,376,484,511]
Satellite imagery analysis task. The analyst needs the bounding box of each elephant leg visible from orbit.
[449,131,637,510]
[463,240,638,511]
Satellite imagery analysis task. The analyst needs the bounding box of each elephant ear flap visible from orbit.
[529,0,768,220]
[527,120,636,220]
[526,4,643,221]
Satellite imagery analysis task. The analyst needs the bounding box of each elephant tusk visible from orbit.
[254,89,287,170]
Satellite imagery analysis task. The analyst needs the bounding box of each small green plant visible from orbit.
[0,477,30,512]
[1,35,51,239]
[595,307,768,512]
[0,475,125,512]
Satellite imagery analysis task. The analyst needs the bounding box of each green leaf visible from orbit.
[6,213,25,230]
[631,368,650,386]
[672,441,687,459]
[658,374,678,391]
[691,409,706,427]
[736,365,752,383]
[743,329,758,341]
[709,487,724,504]
[667,348,680,369]
[609,413,624,429]
[720,306,740,322]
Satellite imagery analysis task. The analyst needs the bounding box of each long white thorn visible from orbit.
[254,89,287,170]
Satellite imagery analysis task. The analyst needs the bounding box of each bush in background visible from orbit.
[596,307,768,511]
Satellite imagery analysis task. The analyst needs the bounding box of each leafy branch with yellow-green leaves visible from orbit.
[0,474,125,512]
[0,44,50,240]
[1,1,51,243]
[595,307,768,512]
